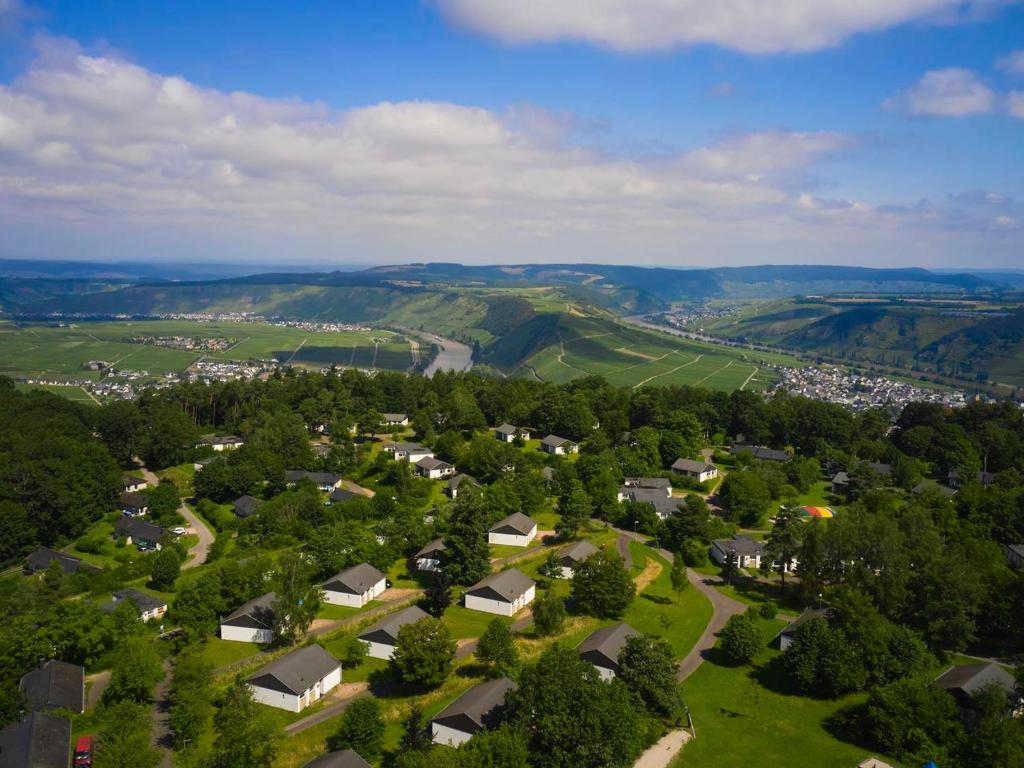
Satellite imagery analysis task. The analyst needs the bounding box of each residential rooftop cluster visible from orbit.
[126,335,238,351]
[774,365,971,411]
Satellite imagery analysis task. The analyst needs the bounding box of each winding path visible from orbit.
[138,465,215,569]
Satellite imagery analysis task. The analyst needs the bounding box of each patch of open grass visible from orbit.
[199,637,261,670]
[622,550,712,657]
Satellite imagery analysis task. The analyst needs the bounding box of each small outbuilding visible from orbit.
[539,435,578,455]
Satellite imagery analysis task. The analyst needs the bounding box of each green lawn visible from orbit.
[674,618,884,768]
[442,602,513,640]
[316,601,379,621]
[199,637,261,669]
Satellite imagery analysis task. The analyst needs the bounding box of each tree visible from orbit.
[213,679,282,768]
[571,550,636,619]
[169,651,213,751]
[328,697,385,760]
[719,470,771,527]
[271,554,321,645]
[149,546,182,591]
[392,617,456,687]
[860,677,961,763]
[146,482,181,520]
[475,618,519,678]
[556,482,591,539]
[720,548,739,585]
[761,507,803,593]
[720,612,760,665]
[537,551,563,580]
[618,634,683,717]
[444,492,492,585]
[670,556,689,601]
[532,591,566,637]
[459,726,530,767]
[94,701,161,768]
[103,636,164,704]
[399,702,432,754]
[425,569,452,617]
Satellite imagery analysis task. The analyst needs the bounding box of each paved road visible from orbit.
[617,533,634,569]
[139,465,215,569]
[616,529,745,682]
[150,659,174,767]
[85,670,110,709]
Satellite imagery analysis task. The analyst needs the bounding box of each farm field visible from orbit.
[0,319,413,379]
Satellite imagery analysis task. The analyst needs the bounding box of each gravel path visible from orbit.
[634,729,692,768]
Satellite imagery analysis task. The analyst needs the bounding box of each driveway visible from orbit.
[138,465,214,569]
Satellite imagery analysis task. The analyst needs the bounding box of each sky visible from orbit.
[0,0,1023,269]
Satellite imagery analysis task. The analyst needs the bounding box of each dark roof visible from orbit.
[912,481,957,497]
[104,588,167,616]
[323,564,385,596]
[417,456,452,471]
[357,605,430,645]
[777,607,831,639]
[113,518,166,543]
[1008,544,1024,559]
[234,494,263,518]
[559,540,599,566]
[540,434,574,448]
[247,644,339,696]
[0,712,71,768]
[24,548,97,575]
[465,569,535,603]
[19,660,84,713]
[223,592,277,628]
[431,677,515,735]
[382,413,407,422]
[489,512,537,536]
[386,442,427,453]
[730,445,790,462]
[671,458,716,474]
[935,662,1016,699]
[577,623,639,671]
[200,435,243,446]
[712,535,764,557]
[285,470,342,486]
[121,475,146,487]
[119,491,148,508]
[448,473,478,491]
[303,750,372,768]
[495,423,518,435]
[621,489,681,517]
[329,488,359,504]
[623,477,671,489]
[415,538,446,559]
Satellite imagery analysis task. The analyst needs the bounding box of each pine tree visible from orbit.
[425,570,452,617]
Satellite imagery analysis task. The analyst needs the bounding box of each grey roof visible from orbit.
[935,662,1016,699]
[105,588,167,616]
[323,563,385,596]
[382,413,407,422]
[285,470,343,486]
[234,494,263,518]
[865,461,893,477]
[415,538,446,559]
[200,435,243,446]
[671,458,715,474]
[247,644,340,696]
[540,434,574,448]
[417,456,452,471]
[303,750,372,768]
[831,471,850,484]
[623,477,671,490]
[465,568,535,603]
[489,512,537,536]
[357,605,430,645]
[113,518,166,543]
[448,473,478,491]
[431,677,516,735]
[223,592,277,629]
[119,491,149,509]
[559,540,599,566]
[777,607,832,640]
[24,548,97,576]
[730,445,790,462]
[1008,544,1024,559]
[387,442,426,453]
[0,712,71,768]
[620,489,681,517]
[329,488,359,504]
[577,623,640,672]
[495,423,518,435]
[712,535,764,558]
[912,481,957,497]
[121,475,146,487]
[19,660,84,713]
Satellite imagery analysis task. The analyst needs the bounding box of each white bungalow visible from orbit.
[463,569,535,617]
[321,564,386,608]
[356,605,430,660]
[487,513,538,548]
[220,592,276,644]
[247,644,341,713]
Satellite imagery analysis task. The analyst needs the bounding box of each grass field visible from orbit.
[0,319,413,379]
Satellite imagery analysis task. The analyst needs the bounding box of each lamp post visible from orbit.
[685,704,693,737]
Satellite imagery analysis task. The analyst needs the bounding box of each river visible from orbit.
[417,332,474,377]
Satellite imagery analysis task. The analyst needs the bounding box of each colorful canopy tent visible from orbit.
[798,506,835,519]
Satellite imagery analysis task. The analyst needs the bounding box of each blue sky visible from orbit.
[0,0,1022,267]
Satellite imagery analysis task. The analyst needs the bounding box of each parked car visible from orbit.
[74,735,94,767]
[172,526,186,536]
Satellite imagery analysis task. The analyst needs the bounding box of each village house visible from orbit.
[197,435,244,451]
[247,644,341,713]
[711,535,765,570]
[24,548,98,576]
[671,458,718,483]
[233,494,263,519]
[488,512,538,548]
[730,445,791,462]
[463,569,536,616]
[0,712,71,768]
[285,470,344,492]
[220,592,276,644]
[494,424,530,443]
[539,434,578,455]
[773,607,832,651]
[577,623,639,680]
[618,486,681,520]
[121,475,147,493]
[430,677,516,747]
[321,563,386,608]
[113,518,166,550]
[102,589,168,623]
[381,413,409,427]
[413,538,446,572]
[416,456,456,480]
[934,662,1018,711]
[830,471,849,495]
[446,473,479,499]
[119,491,149,517]
[948,468,998,489]
[303,750,372,768]
[384,442,435,463]
[1006,544,1024,570]
[621,477,672,495]
[556,540,599,578]
[19,660,85,714]
[193,456,216,472]
[912,480,957,498]
[357,605,430,660]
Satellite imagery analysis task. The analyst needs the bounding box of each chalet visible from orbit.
[934,662,1018,709]
[773,607,831,651]
[303,751,372,768]
[102,589,168,622]
[113,518,165,550]
[198,435,244,452]
[730,445,790,463]
[416,456,456,480]
[119,491,149,517]
[1006,544,1024,570]
[384,442,434,464]
[247,644,341,713]
[382,413,409,427]
[488,513,538,548]
[830,471,849,494]
[221,592,276,644]
[24,548,98,576]
[233,494,263,519]
[328,488,360,505]
[671,458,718,483]
[557,540,599,578]
[414,538,446,572]
[464,569,535,617]
[193,456,216,472]
[121,475,147,493]
[285,470,344,492]
[446,473,479,499]
[622,477,672,495]
[430,677,516,747]
[0,712,71,768]
[322,564,386,608]
[618,487,681,519]
[494,424,529,443]
[357,605,430,660]
[711,535,765,570]
[19,660,84,714]
[577,623,639,680]
[539,435,578,455]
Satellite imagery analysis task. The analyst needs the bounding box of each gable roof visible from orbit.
[247,644,339,696]
[113,518,166,543]
[303,750,372,768]
[199,435,243,446]
[223,592,277,629]
[577,623,640,671]
[730,445,790,462]
[415,538,446,559]
[623,477,671,489]
[382,413,407,422]
[431,677,515,735]
[234,494,263,518]
[465,569,535,603]
[24,548,97,576]
[540,434,574,448]
[671,458,715,474]
[357,605,430,645]
[1008,544,1024,559]
[0,712,71,768]
[912,480,957,497]
[323,564,385,596]
[559,540,599,566]
[448,473,478,491]
[712,535,764,558]
[831,471,850,484]
[417,456,452,472]
[329,488,359,504]
[495,423,518,435]
[935,662,1016,699]
[119,491,149,508]
[285,470,343,486]
[489,512,537,536]
[19,660,84,713]
[105,588,167,616]
[121,474,146,488]
[387,441,427,453]
[776,607,831,642]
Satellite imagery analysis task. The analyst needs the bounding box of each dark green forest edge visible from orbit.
[1,364,1024,768]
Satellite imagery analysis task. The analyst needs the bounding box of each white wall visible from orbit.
[250,685,300,712]
[464,594,514,617]
[363,640,395,660]
[591,663,615,681]
[221,625,274,644]
[324,578,385,607]
[488,528,537,548]
[432,722,473,747]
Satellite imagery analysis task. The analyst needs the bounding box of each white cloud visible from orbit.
[885,68,996,116]
[434,0,1012,54]
[997,49,1024,75]
[1008,91,1024,119]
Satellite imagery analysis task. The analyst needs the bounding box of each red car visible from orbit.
[73,735,94,768]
